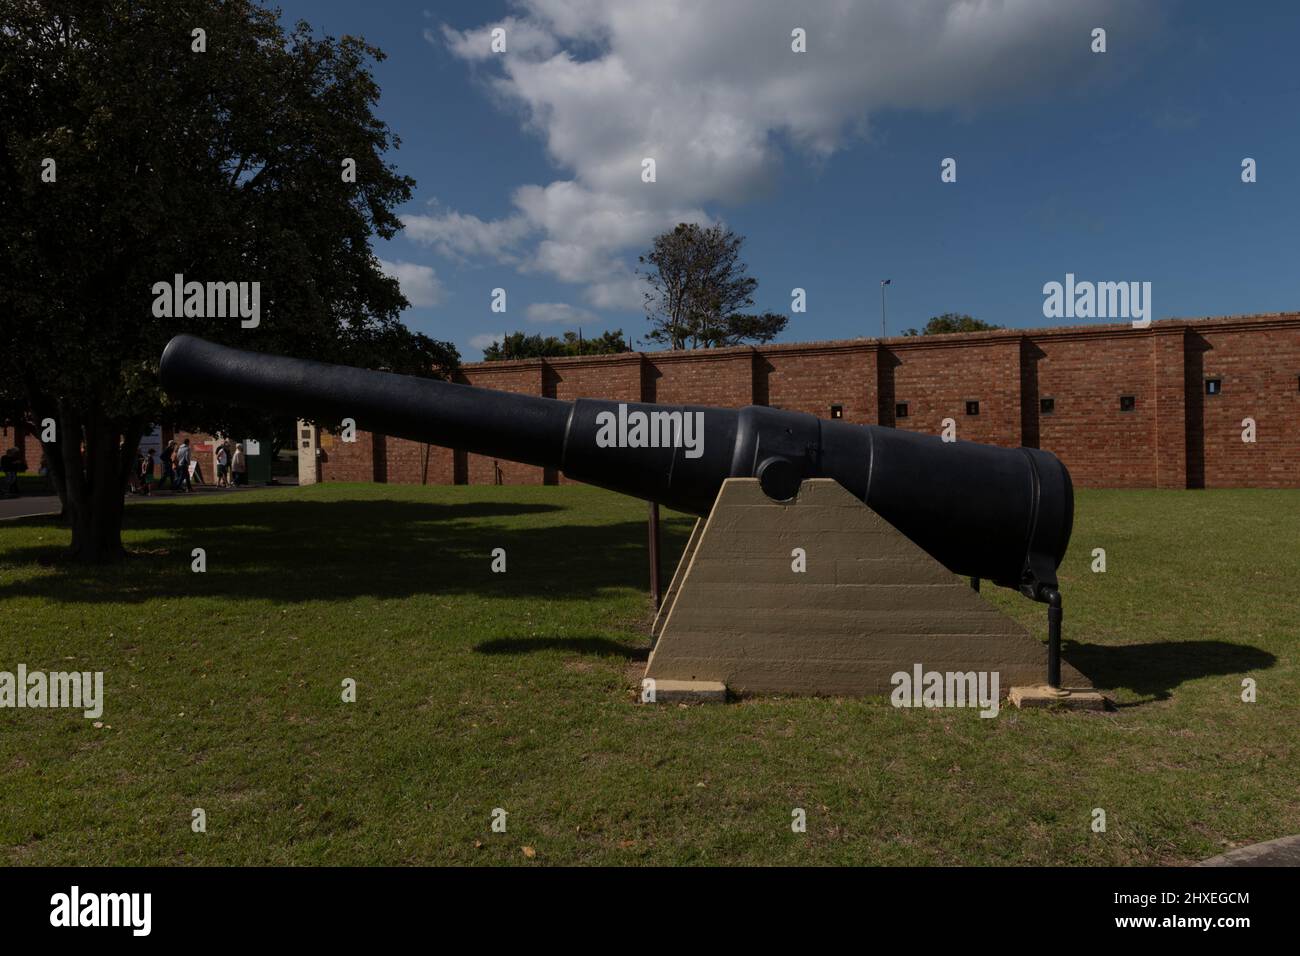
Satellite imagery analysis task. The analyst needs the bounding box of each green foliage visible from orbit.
[638,222,788,349]
[903,313,1004,336]
[482,329,631,361]
[0,0,456,557]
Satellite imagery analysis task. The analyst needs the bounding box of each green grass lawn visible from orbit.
[0,483,1296,865]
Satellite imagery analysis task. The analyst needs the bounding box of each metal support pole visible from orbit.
[648,501,662,609]
[1045,589,1063,688]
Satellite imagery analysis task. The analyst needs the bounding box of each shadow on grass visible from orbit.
[1066,640,1276,703]
[474,636,649,660]
[0,497,695,607]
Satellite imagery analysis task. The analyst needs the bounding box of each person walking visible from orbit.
[130,450,145,495]
[1,446,23,497]
[161,440,175,491]
[175,438,192,492]
[215,442,229,488]
[232,443,247,487]
[141,449,155,495]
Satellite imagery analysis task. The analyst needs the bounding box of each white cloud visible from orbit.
[468,332,505,350]
[513,181,708,282]
[400,209,531,264]
[377,258,444,307]
[583,274,647,311]
[525,301,599,324]
[441,16,561,61]
[424,1,1157,308]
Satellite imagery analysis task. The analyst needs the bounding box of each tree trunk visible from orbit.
[52,401,140,564]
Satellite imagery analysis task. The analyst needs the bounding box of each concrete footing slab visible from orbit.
[645,679,727,704]
[1009,684,1110,711]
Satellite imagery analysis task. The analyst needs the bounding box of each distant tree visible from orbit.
[638,223,788,348]
[482,329,631,361]
[903,314,1004,336]
[721,311,790,345]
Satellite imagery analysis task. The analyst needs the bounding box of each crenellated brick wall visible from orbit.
[318,312,1300,490]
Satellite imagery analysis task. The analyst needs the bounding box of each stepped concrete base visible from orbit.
[646,479,1091,698]
[1009,684,1109,711]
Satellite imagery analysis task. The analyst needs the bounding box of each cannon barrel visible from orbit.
[160,334,1073,599]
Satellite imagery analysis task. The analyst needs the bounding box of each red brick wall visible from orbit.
[1152,329,1188,489]
[1195,323,1300,488]
[647,349,754,406]
[888,338,1022,446]
[549,354,644,403]
[317,428,458,485]
[317,313,1300,491]
[548,354,644,484]
[458,364,549,485]
[318,428,377,483]
[758,344,876,423]
[0,424,43,471]
[1031,331,1156,488]
[381,436,456,485]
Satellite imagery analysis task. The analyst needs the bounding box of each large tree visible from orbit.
[637,222,787,349]
[1,0,456,562]
[482,328,630,361]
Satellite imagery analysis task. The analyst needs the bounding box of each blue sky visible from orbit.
[275,0,1300,359]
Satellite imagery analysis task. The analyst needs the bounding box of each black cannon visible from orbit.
[160,334,1074,682]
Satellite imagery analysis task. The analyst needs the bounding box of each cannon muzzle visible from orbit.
[160,334,1072,600]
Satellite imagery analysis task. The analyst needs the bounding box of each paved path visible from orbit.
[1198,834,1300,866]
[0,495,62,521]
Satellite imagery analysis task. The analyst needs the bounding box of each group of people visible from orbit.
[4,436,251,498]
[131,437,247,495]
